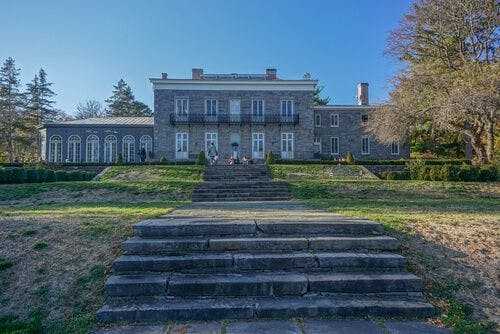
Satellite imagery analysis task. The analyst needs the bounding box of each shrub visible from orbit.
[395,171,411,180]
[456,163,480,181]
[429,166,442,181]
[45,170,56,182]
[408,159,425,180]
[115,154,124,165]
[54,170,68,181]
[479,165,498,182]
[159,156,167,164]
[440,165,459,181]
[346,151,354,165]
[7,168,27,183]
[25,169,40,183]
[33,241,48,250]
[0,169,6,184]
[37,169,47,182]
[265,151,275,165]
[197,151,207,165]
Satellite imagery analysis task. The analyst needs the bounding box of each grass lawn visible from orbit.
[272,164,499,333]
[0,165,203,333]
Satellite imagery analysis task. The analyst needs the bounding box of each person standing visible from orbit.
[139,145,147,163]
[207,142,218,165]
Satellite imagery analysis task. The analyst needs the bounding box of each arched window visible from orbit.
[86,135,100,162]
[139,135,153,159]
[67,135,81,163]
[49,135,63,163]
[104,135,117,163]
[122,135,135,163]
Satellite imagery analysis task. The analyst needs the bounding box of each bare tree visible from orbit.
[75,99,105,119]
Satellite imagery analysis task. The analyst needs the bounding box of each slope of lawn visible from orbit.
[0,165,204,333]
[271,164,499,333]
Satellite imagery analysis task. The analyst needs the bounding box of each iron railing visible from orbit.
[169,113,299,125]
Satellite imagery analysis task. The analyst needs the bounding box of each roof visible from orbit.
[313,105,375,110]
[41,117,154,128]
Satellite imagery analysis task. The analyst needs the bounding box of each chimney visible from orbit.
[357,83,369,106]
[192,68,203,80]
[266,68,277,80]
[161,73,168,79]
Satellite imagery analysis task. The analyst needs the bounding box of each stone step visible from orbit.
[112,252,406,274]
[123,236,400,255]
[192,190,290,196]
[191,193,291,200]
[96,295,434,323]
[105,274,167,297]
[192,196,293,202]
[194,185,289,191]
[133,219,384,238]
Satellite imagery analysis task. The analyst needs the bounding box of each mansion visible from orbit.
[39,68,408,163]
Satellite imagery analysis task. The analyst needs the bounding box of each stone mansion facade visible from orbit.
[39,68,409,163]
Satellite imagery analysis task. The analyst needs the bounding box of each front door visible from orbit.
[281,132,294,159]
[252,133,264,159]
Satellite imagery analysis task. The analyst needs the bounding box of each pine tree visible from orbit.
[303,72,330,106]
[105,79,152,117]
[0,57,25,162]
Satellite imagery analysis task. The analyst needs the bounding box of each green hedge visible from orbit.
[403,163,498,182]
[380,171,411,180]
[0,168,95,184]
[273,159,471,166]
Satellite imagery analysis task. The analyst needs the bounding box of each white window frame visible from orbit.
[175,98,189,119]
[361,136,370,155]
[331,113,339,127]
[315,114,321,127]
[67,135,81,163]
[252,132,265,159]
[49,135,63,163]
[140,135,153,158]
[205,132,218,157]
[104,135,117,163]
[86,135,100,163]
[229,99,241,122]
[176,132,189,159]
[314,135,322,154]
[391,142,400,155]
[122,135,136,163]
[205,99,218,120]
[281,100,294,121]
[281,132,294,159]
[252,99,265,121]
[331,137,339,155]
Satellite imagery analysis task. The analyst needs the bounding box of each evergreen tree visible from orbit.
[105,79,152,116]
[0,57,25,162]
[303,72,330,106]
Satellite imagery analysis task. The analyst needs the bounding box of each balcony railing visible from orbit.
[169,113,299,125]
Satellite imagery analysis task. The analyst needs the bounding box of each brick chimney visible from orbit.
[266,68,277,80]
[161,73,168,79]
[357,83,369,106]
[192,68,203,80]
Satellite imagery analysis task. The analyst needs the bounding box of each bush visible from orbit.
[265,151,275,165]
[25,169,40,183]
[45,170,56,182]
[54,170,68,182]
[115,154,124,165]
[479,165,498,182]
[380,171,410,180]
[159,156,167,164]
[0,169,7,184]
[346,151,354,165]
[457,163,480,181]
[440,165,459,181]
[37,169,47,182]
[197,151,207,165]
[7,168,27,183]
[429,166,442,181]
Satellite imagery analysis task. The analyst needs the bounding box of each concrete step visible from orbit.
[192,190,290,196]
[191,193,291,200]
[193,185,289,191]
[192,196,292,202]
[105,274,167,297]
[112,252,406,274]
[133,219,384,238]
[96,295,434,323]
[122,236,400,255]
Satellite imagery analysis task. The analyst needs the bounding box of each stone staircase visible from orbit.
[192,165,291,202]
[96,202,434,324]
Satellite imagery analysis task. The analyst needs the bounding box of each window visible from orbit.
[67,135,81,163]
[252,133,264,159]
[49,135,63,163]
[86,135,99,162]
[361,136,370,155]
[140,135,153,157]
[205,133,218,157]
[252,99,264,121]
[314,135,322,154]
[281,133,294,159]
[122,135,135,163]
[281,100,293,120]
[331,114,339,127]
[391,142,400,155]
[315,114,321,127]
[176,133,188,159]
[331,137,339,155]
[205,99,217,119]
[104,135,117,163]
[175,98,189,118]
[229,99,241,122]
[361,114,369,122]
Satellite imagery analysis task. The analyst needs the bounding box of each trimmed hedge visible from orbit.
[273,159,471,166]
[0,167,95,184]
[404,163,498,182]
[380,171,411,180]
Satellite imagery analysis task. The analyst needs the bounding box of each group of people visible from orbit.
[207,142,254,166]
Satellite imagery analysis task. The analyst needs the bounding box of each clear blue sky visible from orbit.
[1,0,411,115]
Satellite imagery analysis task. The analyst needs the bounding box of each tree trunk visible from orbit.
[469,133,487,164]
[485,111,495,164]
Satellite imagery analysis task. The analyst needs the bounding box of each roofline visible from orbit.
[313,105,376,110]
[39,123,153,129]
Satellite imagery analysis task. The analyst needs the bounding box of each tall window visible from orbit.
[315,114,321,127]
[281,133,294,159]
[122,135,135,163]
[49,135,63,163]
[104,135,117,163]
[67,135,81,163]
[86,135,99,162]
[205,99,217,119]
[252,99,264,121]
[252,133,264,159]
[176,133,188,159]
[314,135,322,154]
[175,98,189,119]
[361,136,370,155]
[331,137,339,155]
[331,114,339,127]
[229,99,241,122]
[391,142,400,155]
[281,100,293,120]
[140,135,153,157]
[205,133,218,157]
